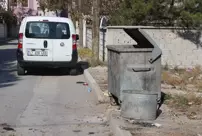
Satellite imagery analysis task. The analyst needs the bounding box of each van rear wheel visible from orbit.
[69,68,77,76]
[17,63,25,76]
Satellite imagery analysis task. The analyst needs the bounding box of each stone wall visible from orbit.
[106,26,202,68]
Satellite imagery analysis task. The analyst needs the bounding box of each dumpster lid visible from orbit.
[123,28,162,63]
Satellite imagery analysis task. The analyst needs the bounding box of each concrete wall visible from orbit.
[144,28,202,68]
[105,26,202,68]
[0,24,19,40]
[9,25,19,38]
[0,24,7,39]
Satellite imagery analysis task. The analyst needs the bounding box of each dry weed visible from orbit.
[165,93,202,112]
[78,47,93,59]
[162,65,202,91]
[78,48,106,67]
[161,71,183,86]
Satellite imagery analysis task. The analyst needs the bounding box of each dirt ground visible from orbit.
[126,102,202,136]
[89,66,202,136]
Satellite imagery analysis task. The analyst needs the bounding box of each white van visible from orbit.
[16,16,79,75]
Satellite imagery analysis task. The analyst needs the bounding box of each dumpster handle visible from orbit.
[127,65,153,72]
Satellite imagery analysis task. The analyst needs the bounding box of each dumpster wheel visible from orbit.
[110,97,117,106]
[110,94,121,106]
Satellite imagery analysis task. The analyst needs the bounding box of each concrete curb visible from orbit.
[78,57,110,103]
[108,110,132,136]
[83,69,109,103]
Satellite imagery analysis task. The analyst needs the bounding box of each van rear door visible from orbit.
[23,21,53,61]
[52,22,73,62]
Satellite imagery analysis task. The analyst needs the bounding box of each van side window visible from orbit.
[25,21,70,39]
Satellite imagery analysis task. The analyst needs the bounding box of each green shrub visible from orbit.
[0,11,17,26]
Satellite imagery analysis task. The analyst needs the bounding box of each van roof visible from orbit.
[24,16,72,23]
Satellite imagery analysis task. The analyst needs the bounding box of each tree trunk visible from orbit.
[168,0,175,25]
[92,0,100,62]
[78,0,83,47]
[69,0,76,26]
[55,10,58,17]
[43,10,45,16]
[7,0,10,11]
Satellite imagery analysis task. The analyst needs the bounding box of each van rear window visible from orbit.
[25,21,70,39]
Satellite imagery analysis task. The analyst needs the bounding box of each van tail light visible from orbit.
[72,34,77,50]
[18,33,23,49]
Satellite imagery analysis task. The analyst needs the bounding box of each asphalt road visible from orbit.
[0,40,110,136]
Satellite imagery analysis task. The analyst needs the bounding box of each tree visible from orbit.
[177,0,202,28]
[37,0,47,14]
[37,0,69,16]
[0,0,17,25]
[100,0,122,15]
[109,0,153,25]
[78,0,83,47]
[109,0,202,28]
[0,11,17,26]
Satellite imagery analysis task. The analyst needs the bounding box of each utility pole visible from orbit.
[70,0,76,26]
[7,0,10,11]
[78,0,83,47]
[92,0,100,62]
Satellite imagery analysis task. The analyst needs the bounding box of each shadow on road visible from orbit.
[0,40,18,46]
[27,61,89,76]
[0,48,20,89]
[0,44,90,87]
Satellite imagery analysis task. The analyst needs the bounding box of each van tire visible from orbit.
[17,63,25,76]
[69,68,77,76]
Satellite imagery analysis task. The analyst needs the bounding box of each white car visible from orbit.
[16,16,79,75]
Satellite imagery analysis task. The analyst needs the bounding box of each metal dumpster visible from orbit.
[107,27,162,120]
